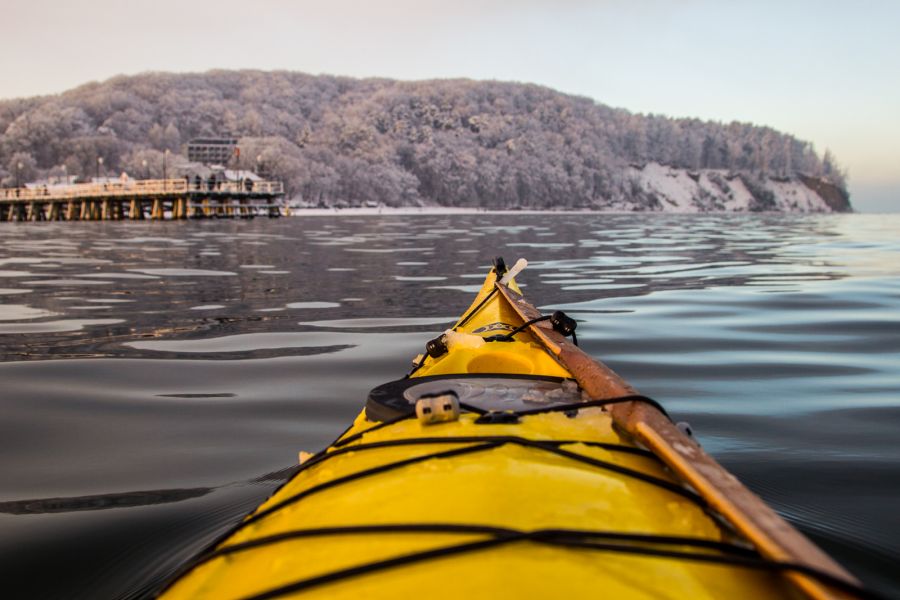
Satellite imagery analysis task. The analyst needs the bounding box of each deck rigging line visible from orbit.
[156,395,882,600]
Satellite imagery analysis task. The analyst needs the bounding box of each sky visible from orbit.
[1,0,898,211]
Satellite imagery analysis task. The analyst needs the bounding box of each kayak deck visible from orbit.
[162,406,798,599]
[158,261,854,600]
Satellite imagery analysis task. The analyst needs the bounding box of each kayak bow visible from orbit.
[158,258,866,600]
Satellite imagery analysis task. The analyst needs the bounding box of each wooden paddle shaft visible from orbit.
[496,282,859,600]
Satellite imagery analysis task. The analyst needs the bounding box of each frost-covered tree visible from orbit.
[0,70,846,207]
[3,151,37,186]
[822,148,847,186]
[120,148,169,179]
[163,123,181,152]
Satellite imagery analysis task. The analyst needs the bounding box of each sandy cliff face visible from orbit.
[623,163,851,213]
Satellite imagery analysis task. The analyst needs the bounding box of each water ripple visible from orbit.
[0,213,898,597]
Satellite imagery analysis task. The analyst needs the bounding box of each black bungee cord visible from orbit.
[154,394,886,600]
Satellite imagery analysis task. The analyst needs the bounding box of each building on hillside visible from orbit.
[187,137,239,165]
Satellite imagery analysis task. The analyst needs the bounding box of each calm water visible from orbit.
[0,213,898,599]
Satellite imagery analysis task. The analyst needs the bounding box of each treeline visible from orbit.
[0,70,847,208]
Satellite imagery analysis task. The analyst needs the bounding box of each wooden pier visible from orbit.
[0,179,287,222]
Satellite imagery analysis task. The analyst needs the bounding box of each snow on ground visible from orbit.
[289,164,834,214]
[288,206,604,216]
[720,175,756,211]
[635,163,700,212]
[765,179,829,212]
[629,163,832,212]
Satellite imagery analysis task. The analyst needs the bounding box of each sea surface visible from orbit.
[0,213,898,599]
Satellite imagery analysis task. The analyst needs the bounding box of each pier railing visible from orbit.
[0,178,288,222]
[1,179,284,201]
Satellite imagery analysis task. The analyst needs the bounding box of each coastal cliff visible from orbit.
[0,70,850,212]
[621,164,850,213]
[797,174,852,212]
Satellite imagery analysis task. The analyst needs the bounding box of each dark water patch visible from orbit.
[117,344,357,361]
[155,393,237,399]
[0,483,276,600]
[0,488,213,515]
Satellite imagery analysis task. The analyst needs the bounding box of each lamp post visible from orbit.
[234,146,241,187]
[16,161,23,188]
[163,149,169,190]
[97,157,104,181]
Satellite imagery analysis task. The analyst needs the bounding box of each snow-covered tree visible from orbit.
[0,70,846,207]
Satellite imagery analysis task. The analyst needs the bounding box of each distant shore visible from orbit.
[288,206,596,216]
[284,206,842,216]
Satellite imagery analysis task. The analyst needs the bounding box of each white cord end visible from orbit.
[499,258,528,285]
[416,393,460,425]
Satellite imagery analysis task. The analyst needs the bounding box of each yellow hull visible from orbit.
[160,266,807,599]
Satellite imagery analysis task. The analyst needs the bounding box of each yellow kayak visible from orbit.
[158,258,868,600]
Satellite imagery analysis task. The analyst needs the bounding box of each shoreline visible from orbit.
[285,206,853,216]
[288,206,603,216]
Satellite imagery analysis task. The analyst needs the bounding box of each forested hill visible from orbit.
[0,70,851,211]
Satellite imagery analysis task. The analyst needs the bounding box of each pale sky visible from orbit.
[2,0,898,211]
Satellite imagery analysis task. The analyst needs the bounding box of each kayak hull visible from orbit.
[158,264,820,599]
[163,408,797,599]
